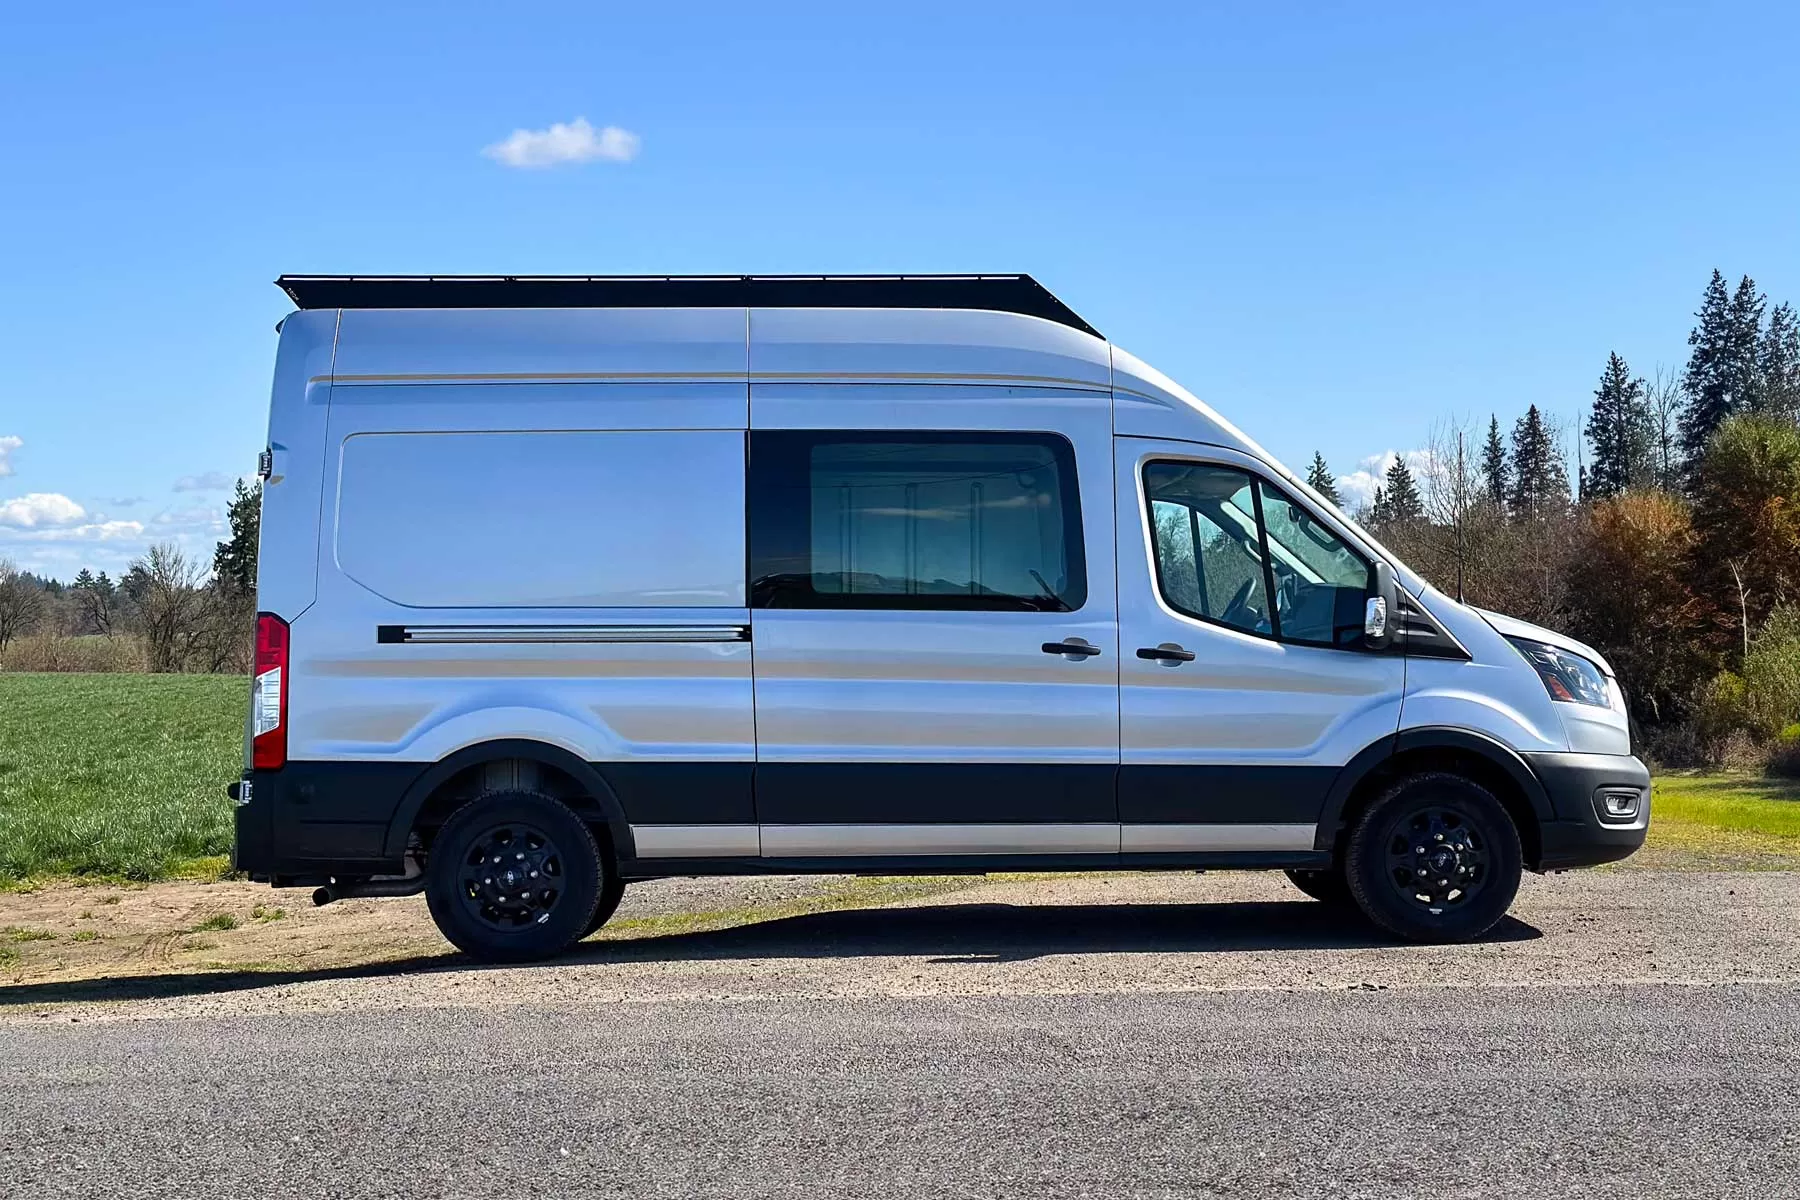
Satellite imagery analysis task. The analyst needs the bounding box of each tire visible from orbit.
[1344,771,1523,943]
[1284,867,1353,907]
[424,790,603,963]
[582,874,627,939]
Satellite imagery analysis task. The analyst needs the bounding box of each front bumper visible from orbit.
[1523,751,1652,870]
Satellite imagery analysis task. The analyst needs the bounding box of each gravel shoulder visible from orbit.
[4,869,1798,1023]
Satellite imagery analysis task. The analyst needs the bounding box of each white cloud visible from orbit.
[0,492,87,528]
[483,118,640,168]
[0,435,20,477]
[1335,449,1437,514]
[173,471,236,492]
[0,518,145,542]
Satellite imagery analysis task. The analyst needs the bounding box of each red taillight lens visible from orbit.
[252,612,289,770]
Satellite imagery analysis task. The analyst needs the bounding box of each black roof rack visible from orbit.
[275,274,1100,338]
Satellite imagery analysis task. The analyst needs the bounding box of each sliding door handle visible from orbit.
[1042,640,1102,658]
[1136,644,1196,663]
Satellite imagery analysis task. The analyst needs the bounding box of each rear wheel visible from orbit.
[424,790,602,962]
[1284,867,1352,907]
[1344,771,1522,943]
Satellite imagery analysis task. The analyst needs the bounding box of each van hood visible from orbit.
[1472,608,1616,678]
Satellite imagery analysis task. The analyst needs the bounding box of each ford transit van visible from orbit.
[230,274,1649,961]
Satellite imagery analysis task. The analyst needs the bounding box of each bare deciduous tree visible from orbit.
[132,544,209,672]
[0,557,48,651]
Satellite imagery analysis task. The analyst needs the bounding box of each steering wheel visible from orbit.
[1220,576,1261,629]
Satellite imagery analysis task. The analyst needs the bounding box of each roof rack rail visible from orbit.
[274,274,1101,338]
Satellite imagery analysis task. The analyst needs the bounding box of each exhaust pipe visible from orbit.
[312,874,427,907]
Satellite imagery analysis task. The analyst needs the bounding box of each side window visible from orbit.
[1145,463,1272,635]
[1145,461,1372,648]
[750,431,1085,611]
[1257,482,1373,646]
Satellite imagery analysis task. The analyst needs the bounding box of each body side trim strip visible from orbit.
[761,823,1120,857]
[377,624,749,644]
[631,824,761,858]
[1121,823,1317,853]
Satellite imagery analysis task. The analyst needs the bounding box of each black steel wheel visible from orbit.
[1284,867,1352,907]
[1344,771,1522,943]
[425,790,602,962]
[582,873,627,939]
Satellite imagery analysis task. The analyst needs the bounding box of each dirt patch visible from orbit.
[0,873,895,988]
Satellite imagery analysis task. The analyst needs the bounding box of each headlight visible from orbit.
[1506,637,1611,707]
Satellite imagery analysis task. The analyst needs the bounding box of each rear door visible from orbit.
[1114,438,1404,853]
[748,389,1120,859]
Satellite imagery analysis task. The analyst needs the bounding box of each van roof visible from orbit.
[275,274,1102,339]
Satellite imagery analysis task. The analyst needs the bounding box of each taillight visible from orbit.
[252,613,289,769]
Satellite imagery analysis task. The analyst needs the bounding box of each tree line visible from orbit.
[1305,268,1800,772]
[0,480,261,673]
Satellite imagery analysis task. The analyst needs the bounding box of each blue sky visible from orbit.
[2,1,1797,577]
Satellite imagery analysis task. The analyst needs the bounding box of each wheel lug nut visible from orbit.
[1434,834,1445,842]
[1436,879,1447,887]
[1415,846,1425,855]
[530,871,538,878]
[1416,868,1427,877]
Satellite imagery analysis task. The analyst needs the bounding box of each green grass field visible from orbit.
[1,671,1797,882]
[0,673,244,884]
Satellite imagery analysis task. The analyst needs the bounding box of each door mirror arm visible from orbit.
[1365,561,1398,650]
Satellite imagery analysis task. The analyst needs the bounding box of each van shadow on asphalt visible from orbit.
[0,900,1540,1009]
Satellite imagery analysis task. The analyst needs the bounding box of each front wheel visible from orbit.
[1344,772,1523,943]
[424,790,603,962]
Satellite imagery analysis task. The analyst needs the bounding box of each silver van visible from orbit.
[231,274,1649,961]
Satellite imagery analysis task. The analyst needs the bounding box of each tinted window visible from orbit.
[1145,461,1371,647]
[750,431,1085,611]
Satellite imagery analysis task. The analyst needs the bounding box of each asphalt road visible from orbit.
[5,872,1800,1198]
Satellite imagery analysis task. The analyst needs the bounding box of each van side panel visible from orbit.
[266,308,756,871]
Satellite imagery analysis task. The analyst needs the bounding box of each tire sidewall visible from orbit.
[425,791,604,962]
[1345,773,1523,943]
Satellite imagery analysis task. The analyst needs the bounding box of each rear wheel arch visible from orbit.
[385,740,634,863]
[1319,729,1549,871]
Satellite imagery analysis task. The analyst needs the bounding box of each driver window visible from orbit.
[1145,463,1271,636]
[1145,460,1374,648]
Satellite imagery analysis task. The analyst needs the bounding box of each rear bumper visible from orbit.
[1523,751,1651,870]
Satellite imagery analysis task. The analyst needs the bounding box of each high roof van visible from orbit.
[231,274,1649,962]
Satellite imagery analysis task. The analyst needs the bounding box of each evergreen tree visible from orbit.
[1680,270,1735,466]
[1304,452,1342,507]
[1480,415,1509,508]
[1727,274,1767,411]
[1681,270,1766,470]
[1379,455,1426,524]
[1758,301,1800,419]
[1585,352,1654,498]
[1509,404,1569,521]
[213,479,261,597]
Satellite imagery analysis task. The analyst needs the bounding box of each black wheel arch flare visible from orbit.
[382,739,636,863]
[1316,727,1554,865]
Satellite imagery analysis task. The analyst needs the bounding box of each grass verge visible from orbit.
[1630,772,1800,870]
[0,673,243,884]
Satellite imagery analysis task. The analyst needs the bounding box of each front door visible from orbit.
[749,390,1120,858]
[1114,437,1404,853]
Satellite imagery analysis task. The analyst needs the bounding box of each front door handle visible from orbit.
[1042,640,1102,658]
[1136,644,1196,663]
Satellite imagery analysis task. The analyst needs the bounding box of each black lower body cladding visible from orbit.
[1524,751,1652,869]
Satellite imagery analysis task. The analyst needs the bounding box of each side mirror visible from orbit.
[1365,561,1397,650]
